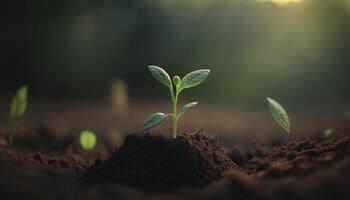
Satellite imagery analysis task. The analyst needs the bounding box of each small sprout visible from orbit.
[267,97,290,133]
[7,85,28,146]
[80,130,97,150]
[323,128,334,139]
[141,65,210,139]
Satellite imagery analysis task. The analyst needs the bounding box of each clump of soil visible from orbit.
[229,135,350,178]
[84,130,238,190]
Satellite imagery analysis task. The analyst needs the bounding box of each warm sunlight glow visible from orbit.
[269,0,303,6]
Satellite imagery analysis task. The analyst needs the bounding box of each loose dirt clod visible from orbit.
[84,130,238,190]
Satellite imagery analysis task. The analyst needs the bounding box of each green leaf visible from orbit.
[11,85,28,118]
[148,65,172,87]
[267,97,290,133]
[179,102,198,116]
[140,112,168,132]
[181,69,210,89]
[80,130,97,150]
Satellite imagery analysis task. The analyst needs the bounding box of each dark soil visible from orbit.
[1,149,92,180]
[84,130,237,190]
[0,130,350,200]
[229,135,350,178]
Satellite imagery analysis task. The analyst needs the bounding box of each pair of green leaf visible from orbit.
[267,97,290,133]
[148,65,210,92]
[11,85,28,119]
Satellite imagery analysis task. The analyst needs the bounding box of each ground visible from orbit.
[0,99,349,200]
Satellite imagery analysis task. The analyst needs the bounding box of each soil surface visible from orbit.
[229,136,350,178]
[0,130,349,200]
[84,130,237,190]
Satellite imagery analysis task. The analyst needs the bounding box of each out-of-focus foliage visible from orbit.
[11,85,28,119]
[79,130,97,150]
[2,0,350,108]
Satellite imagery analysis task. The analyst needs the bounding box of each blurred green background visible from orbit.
[2,0,350,109]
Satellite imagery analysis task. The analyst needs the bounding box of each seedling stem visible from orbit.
[170,85,179,138]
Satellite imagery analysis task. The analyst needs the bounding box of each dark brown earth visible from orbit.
[84,131,237,190]
[229,135,350,178]
[0,131,349,200]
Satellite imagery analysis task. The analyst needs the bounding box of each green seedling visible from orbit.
[7,85,28,146]
[140,65,210,139]
[267,97,290,133]
[79,130,97,150]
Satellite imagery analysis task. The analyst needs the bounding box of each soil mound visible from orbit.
[84,130,238,190]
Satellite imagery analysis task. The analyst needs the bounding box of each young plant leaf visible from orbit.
[267,97,290,133]
[148,65,172,87]
[179,102,198,116]
[181,69,210,89]
[140,112,168,132]
[11,85,28,118]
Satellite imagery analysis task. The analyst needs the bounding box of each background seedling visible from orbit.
[7,85,28,146]
[140,65,210,139]
[79,130,97,150]
[267,97,290,133]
